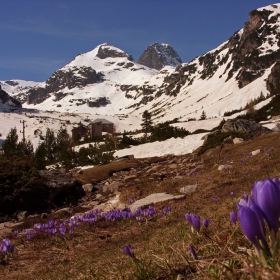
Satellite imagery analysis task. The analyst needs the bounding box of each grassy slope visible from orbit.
[1,132,280,279]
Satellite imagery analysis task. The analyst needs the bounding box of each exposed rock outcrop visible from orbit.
[96,43,134,61]
[0,87,22,108]
[222,119,270,133]
[137,43,182,70]
[27,66,102,105]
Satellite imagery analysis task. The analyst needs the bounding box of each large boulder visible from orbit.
[222,119,270,134]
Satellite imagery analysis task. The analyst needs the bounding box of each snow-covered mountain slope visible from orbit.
[23,4,280,124]
[1,5,277,124]
[0,80,40,102]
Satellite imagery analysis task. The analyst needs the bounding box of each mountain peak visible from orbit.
[96,43,134,61]
[137,43,182,70]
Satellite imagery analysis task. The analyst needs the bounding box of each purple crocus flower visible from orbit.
[2,238,11,248]
[189,244,198,260]
[238,202,269,252]
[192,215,200,232]
[203,219,210,228]
[252,178,280,234]
[230,192,234,196]
[123,245,135,258]
[230,211,238,225]
[49,228,57,236]
[243,193,249,200]
[185,213,192,224]
[185,213,200,232]
[59,224,66,236]
[0,245,7,254]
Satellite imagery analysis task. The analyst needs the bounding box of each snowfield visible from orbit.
[114,133,207,158]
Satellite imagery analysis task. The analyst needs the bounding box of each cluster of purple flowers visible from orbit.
[13,205,169,241]
[185,213,210,233]
[0,238,14,255]
[237,178,280,252]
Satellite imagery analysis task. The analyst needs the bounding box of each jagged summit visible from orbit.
[96,43,134,61]
[137,43,182,70]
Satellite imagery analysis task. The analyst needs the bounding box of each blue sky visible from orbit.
[0,0,276,82]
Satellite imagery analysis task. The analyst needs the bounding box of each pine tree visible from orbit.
[200,110,207,120]
[141,110,153,136]
[56,126,73,168]
[45,128,56,164]
[2,127,19,156]
[34,142,47,169]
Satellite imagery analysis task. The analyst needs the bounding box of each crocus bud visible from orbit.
[230,211,238,225]
[189,244,198,260]
[123,245,135,258]
[203,219,210,228]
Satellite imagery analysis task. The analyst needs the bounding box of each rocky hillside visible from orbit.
[137,43,182,70]
[23,4,280,123]
[0,86,22,108]
[0,80,40,103]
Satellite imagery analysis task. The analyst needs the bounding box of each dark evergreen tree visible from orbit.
[34,142,47,170]
[200,110,207,120]
[55,127,74,169]
[17,139,34,157]
[2,127,19,156]
[45,128,56,164]
[141,110,153,136]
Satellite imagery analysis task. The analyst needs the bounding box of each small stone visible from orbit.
[124,175,137,182]
[251,149,261,156]
[82,183,93,194]
[233,137,244,144]
[17,211,30,221]
[218,165,232,171]
[180,185,198,194]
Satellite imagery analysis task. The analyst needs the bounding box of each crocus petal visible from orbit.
[189,244,198,260]
[253,178,280,234]
[239,205,268,251]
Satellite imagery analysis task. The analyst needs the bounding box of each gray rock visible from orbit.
[218,165,232,171]
[272,122,280,131]
[233,137,244,144]
[82,183,93,194]
[124,175,137,182]
[222,119,270,134]
[103,181,122,192]
[54,207,73,215]
[17,211,30,221]
[130,193,185,211]
[251,149,261,156]
[168,164,178,169]
[180,185,198,194]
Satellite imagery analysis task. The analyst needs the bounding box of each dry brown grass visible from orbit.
[1,132,280,279]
